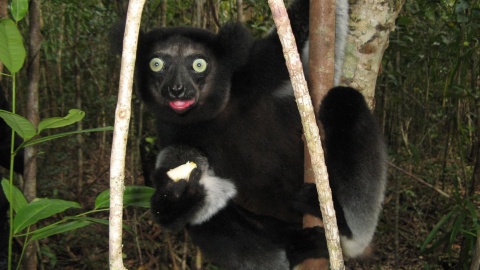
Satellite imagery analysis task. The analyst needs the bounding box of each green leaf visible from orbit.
[27,220,92,242]
[94,190,109,209]
[423,230,451,254]
[1,179,28,212]
[10,0,29,22]
[38,109,86,133]
[67,216,132,232]
[95,186,155,209]
[421,209,455,252]
[13,198,81,233]
[40,245,57,268]
[68,216,110,226]
[21,126,114,148]
[0,19,26,73]
[145,136,156,145]
[0,110,36,140]
[465,200,478,226]
[396,16,412,26]
[450,212,465,244]
[424,9,436,21]
[124,186,155,208]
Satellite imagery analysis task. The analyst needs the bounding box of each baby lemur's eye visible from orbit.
[192,58,207,73]
[149,58,165,72]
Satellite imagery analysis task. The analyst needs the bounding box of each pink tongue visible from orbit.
[169,99,195,111]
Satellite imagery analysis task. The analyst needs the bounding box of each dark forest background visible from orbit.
[0,0,479,269]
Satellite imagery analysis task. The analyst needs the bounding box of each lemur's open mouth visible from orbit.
[169,99,196,113]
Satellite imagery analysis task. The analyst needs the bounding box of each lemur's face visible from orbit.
[136,28,235,125]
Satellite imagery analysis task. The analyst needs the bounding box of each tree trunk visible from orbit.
[302,0,338,269]
[160,0,168,27]
[470,51,480,196]
[74,19,84,197]
[470,104,480,270]
[23,0,42,268]
[0,0,6,20]
[236,0,244,22]
[471,230,480,270]
[53,3,66,118]
[76,71,83,196]
[195,0,205,27]
[341,0,405,108]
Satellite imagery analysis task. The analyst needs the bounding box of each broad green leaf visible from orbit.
[27,220,92,242]
[0,19,26,73]
[10,0,29,22]
[0,110,36,140]
[95,187,109,209]
[38,109,86,133]
[124,186,155,208]
[95,185,155,209]
[21,126,114,148]
[13,198,81,233]
[94,190,109,209]
[1,179,28,212]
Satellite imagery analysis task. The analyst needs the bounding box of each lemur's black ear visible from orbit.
[215,22,254,71]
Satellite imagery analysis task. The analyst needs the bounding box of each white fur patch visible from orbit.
[155,150,169,170]
[340,202,381,258]
[273,82,294,98]
[340,154,387,258]
[190,170,237,225]
[340,234,371,258]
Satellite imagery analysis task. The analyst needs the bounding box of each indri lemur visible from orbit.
[111,0,387,265]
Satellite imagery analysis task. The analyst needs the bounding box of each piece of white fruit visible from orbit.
[167,162,197,182]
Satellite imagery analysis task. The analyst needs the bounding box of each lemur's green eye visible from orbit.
[192,58,207,73]
[149,58,164,72]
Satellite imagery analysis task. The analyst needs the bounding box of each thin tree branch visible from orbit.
[388,161,450,198]
[267,1,344,269]
[109,0,146,269]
